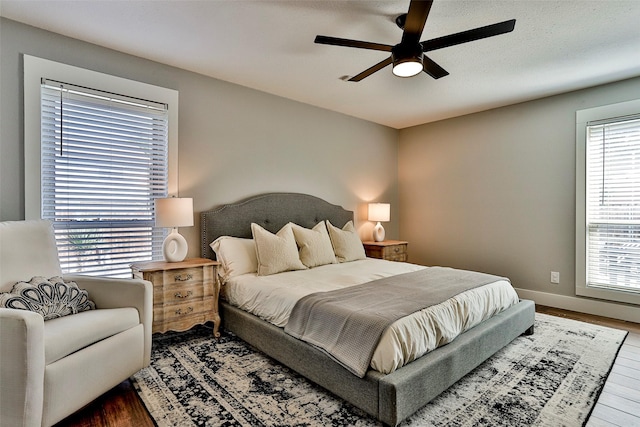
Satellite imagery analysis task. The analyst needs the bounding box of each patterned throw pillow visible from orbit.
[0,276,96,320]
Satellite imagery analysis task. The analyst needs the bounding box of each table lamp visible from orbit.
[155,197,194,262]
[368,203,390,242]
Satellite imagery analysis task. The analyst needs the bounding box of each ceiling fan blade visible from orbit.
[401,0,434,45]
[348,57,393,82]
[315,35,393,52]
[421,19,516,52]
[422,55,449,79]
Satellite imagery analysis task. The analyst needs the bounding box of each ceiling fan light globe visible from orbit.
[392,60,423,77]
[391,43,424,78]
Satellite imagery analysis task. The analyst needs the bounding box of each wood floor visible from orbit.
[53,305,640,427]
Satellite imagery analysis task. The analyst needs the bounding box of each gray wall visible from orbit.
[4,17,640,318]
[0,18,400,257]
[399,76,640,307]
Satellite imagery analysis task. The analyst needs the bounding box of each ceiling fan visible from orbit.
[315,0,516,81]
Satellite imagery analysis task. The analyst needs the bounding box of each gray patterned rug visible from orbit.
[131,313,627,426]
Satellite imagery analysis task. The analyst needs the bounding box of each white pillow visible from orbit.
[251,223,307,276]
[291,222,337,268]
[326,220,366,263]
[210,236,257,282]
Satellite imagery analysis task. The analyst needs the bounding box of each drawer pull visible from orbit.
[174,290,193,299]
[175,273,193,282]
[175,306,194,316]
[394,247,400,253]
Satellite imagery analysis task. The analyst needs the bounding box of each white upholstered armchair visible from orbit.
[0,220,153,427]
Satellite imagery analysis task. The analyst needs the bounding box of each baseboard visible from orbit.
[515,288,640,324]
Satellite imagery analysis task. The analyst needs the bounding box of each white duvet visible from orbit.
[223,258,519,374]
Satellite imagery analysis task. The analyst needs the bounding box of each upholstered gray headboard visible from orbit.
[201,193,354,260]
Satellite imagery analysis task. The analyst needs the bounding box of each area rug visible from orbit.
[131,313,627,426]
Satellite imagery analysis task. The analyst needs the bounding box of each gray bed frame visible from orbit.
[201,192,535,426]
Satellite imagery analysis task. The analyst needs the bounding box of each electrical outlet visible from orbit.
[550,271,560,284]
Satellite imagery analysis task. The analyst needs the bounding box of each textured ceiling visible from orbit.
[2,0,640,129]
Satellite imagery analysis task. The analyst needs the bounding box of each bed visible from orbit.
[201,192,535,426]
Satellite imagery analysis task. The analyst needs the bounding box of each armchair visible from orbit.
[0,220,153,427]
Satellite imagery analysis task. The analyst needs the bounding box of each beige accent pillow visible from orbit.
[326,220,366,263]
[251,223,307,276]
[291,222,337,268]
[210,236,257,282]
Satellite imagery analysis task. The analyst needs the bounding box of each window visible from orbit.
[40,81,168,276]
[24,56,178,277]
[576,99,640,304]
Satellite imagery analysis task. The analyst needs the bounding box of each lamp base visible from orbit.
[163,228,188,262]
[373,222,386,242]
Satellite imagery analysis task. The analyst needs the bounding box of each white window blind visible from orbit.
[41,79,169,277]
[586,115,640,292]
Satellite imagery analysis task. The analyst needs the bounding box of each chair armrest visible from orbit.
[0,308,45,427]
[64,275,153,365]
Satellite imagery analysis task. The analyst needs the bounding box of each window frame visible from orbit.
[23,55,179,272]
[576,98,640,305]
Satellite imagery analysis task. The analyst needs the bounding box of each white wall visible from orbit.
[398,75,640,321]
[0,18,400,257]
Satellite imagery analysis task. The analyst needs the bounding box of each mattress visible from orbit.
[224,258,519,374]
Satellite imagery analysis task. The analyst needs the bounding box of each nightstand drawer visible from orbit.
[382,245,406,258]
[153,266,204,287]
[383,252,407,262]
[362,240,408,262]
[154,297,216,333]
[156,281,205,305]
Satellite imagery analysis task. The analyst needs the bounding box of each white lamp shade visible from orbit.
[368,203,390,222]
[155,197,194,228]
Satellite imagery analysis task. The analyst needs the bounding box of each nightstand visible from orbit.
[131,258,221,337]
[362,240,408,262]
